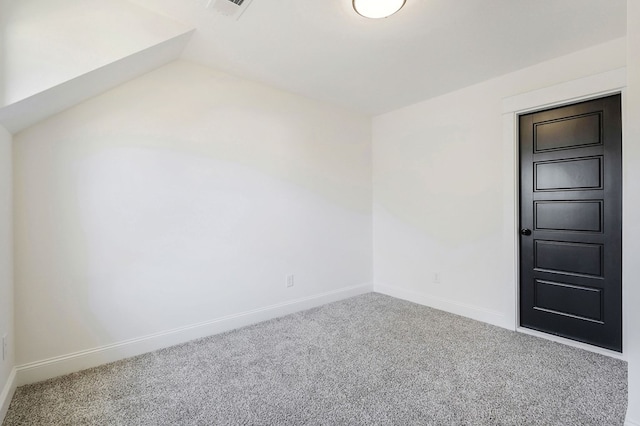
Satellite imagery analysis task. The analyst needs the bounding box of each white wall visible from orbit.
[0,0,7,104]
[13,60,372,369]
[372,37,627,329]
[0,124,14,416]
[625,1,640,423]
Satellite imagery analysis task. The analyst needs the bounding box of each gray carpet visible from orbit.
[3,293,628,425]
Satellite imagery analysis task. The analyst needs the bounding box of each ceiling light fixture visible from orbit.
[353,0,406,19]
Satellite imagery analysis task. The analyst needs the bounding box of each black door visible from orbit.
[519,94,622,352]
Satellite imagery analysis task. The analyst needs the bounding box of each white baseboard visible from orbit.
[0,368,17,424]
[626,418,640,426]
[374,284,509,329]
[16,283,373,386]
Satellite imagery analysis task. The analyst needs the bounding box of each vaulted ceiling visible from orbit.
[0,0,628,132]
[130,0,627,113]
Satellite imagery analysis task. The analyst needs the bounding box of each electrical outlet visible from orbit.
[286,274,295,288]
[433,272,441,284]
[2,334,7,361]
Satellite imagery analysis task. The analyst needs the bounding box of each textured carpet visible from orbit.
[3,293,628,425]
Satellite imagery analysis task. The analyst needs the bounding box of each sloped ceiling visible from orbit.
[130,0,627,114]
[0,0,628,131]
[0,0,194,133]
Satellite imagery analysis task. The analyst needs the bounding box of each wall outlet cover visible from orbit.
[1,334,7,361]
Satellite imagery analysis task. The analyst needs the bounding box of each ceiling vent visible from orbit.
[207,0,254,19]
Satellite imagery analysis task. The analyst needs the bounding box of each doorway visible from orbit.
[518,94,622,352]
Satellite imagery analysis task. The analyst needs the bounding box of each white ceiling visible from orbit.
[0,31,193,133]
[128,0,627,114]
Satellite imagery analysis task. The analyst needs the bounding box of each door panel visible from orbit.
[519,94,622,352]
[534,112,602,151]
[534,157,602,190]
[534,200,602,232]
[534,240,603,277]
[534,280,602,322]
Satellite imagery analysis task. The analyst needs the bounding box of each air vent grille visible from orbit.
[206,0,252,18]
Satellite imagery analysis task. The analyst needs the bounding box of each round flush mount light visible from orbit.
[353,0,406,19]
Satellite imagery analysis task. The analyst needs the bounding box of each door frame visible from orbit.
[501,67,627,359]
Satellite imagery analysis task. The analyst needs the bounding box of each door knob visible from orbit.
[521,228,532,236]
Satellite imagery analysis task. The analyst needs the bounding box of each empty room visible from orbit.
[1,0,639,424]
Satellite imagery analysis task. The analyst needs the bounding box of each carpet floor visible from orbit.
[3,293,628,425]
